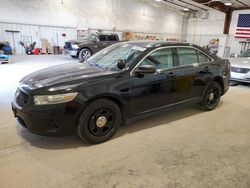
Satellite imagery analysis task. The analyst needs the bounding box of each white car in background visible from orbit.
[230,49,250,84]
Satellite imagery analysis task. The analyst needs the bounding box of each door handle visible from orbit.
[203,67,209,72]
[196,67,210,75]
[167,72,175,78]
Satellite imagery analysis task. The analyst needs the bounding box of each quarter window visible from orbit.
[197,51,212,63]
[177,48,198,66]
[141,48,173,70]
[107,35,117,41]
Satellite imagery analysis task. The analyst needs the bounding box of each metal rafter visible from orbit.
[178,0,208,11]
[163,0,198,12]
[234,0,248,7]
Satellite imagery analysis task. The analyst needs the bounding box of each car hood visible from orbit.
[20,63,113,89]
[66,39,89,44]
[230,57,250,68]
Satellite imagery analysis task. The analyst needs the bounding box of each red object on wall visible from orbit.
[32,48,40,55]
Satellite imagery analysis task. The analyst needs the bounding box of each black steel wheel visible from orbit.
[77,99,121,144]
[88,108,115,136]
[201,81,222,111]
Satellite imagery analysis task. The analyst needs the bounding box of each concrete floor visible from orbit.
[0,55,250,188]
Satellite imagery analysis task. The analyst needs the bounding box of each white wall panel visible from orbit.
[0,23,77,54]
[186,9,250,55]
[0,0,183,35]
[0,0,183,54]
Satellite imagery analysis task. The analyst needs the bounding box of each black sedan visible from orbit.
[12,41,230,144]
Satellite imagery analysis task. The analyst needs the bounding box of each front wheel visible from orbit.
[79,48,92,61]
[200,81,222,111]
[76,99,121,144]
[71,55,78,59]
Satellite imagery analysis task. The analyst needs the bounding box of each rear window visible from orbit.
[108,35,117,41]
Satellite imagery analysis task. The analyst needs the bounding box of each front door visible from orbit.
[130,48,177,115]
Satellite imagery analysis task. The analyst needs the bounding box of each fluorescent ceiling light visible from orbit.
[224,2,233,6]
[155,0,162,1]
[183,8,190,11]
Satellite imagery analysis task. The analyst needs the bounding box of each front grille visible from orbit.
[231,66,250,74]
[16,89,30,107]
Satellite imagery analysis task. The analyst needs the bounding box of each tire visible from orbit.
[71,55,78,59]
[230,81,239,86]
[200,81,222,111]
[79,48,92,61]
[76,99,121,144]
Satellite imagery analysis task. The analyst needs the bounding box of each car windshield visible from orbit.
[82,34,96,41]
[238,49,250,57]
[86,43,145,71]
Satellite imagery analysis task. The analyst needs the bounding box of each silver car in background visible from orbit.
[230,49,250,84]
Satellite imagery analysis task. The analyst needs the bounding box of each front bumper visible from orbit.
[230,72,250,83]
[11,99,83,136]
[64,49,78,57]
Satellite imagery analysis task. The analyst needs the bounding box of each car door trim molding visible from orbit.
[138,97,200,115]
[130,46,214,76]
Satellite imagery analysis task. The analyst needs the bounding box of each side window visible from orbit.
[98,35,107,41]
[108,35,117,41]
[141,48,173,69]
[177,48,198,66]
[197,51,212,63]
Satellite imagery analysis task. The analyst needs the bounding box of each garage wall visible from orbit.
[0,0,184,54]
[228,9,250,55]
[0,23,77,54]
[186,9,250,56]
[186,10,225,47]
[0,0,183,34]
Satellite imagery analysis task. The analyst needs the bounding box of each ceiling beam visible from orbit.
[234,0,248,6]
[163,0,197,12]
[234,6,250,10]
[177,0,208,11]
[191,0,234,35]
[192,0,231,13]
[224,7,233,34]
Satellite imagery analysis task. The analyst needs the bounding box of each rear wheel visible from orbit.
[76,99,121,144]
[200,81,222,111]
[79,48,92,61]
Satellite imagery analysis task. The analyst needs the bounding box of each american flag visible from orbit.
[235,14,250,39]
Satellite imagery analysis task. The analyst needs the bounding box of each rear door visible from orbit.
[173,47,212,102]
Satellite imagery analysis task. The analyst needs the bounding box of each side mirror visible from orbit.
[134,64,156,74]
[93,37,98,42]
[117,59,126,70]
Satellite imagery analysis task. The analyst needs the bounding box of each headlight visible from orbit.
[71,44,79,49]
[34,92,78,105]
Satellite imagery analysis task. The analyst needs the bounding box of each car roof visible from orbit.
[124,40,198,48]
[95,33,117,35]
